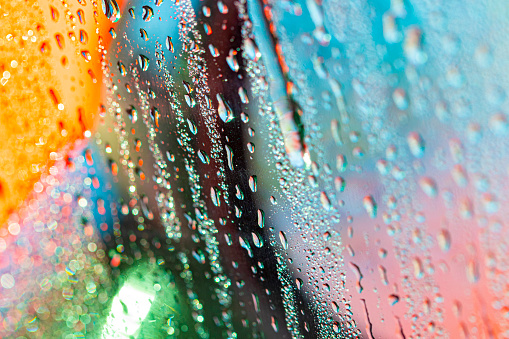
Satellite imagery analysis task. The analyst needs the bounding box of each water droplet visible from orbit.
[490,112,508,135]
[451,164,468,187]
[210,187,221,207]
[247,142,255,153]
[336,154,347,172]
[81,50,91,62]
[249,175,257,192]
[459,198,474,219]
[184,95,196,108]
[257,209,264,228]
[217,1,228,14]
[166,36,174,53]
[150,107,160,127]
[138,54,150,71]
[467,259,479,283]
[407,132,425,158]
[109,28,117,39]
[235,185,244,200]
[209,44,220,57]
[1,274,15,289]
[101,0,121,23]
[52,36,64,52]
[334,177,345,192]
[142,6,154,22]
[225,145,234,170]
[244,38,261,61]
[50,6,59,21]
[413,257,424,279]
[393,88,408,110]
[271,316,279,332]
[252,232,263,248]
[348,262,363,293]
[320,192,331,211]
[202,5,211,17]
[192,248,206,264]
[437,229,451,251]
[187,119,197,135]
[238,86,249,103]
[363,196,377,218]
[388,294,400,306]
[239,236,253,257]
[140,28,149,41]
[117,61,127,77]
[227,49,239,72]
[198,150,210,164]
[126,105,138,123]
[217,94,234,123]
[296,278,303,290]
[419,177,438,198]
[79,30,88,44]
[279,231,288,250]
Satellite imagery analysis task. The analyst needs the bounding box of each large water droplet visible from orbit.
[101,0,121,23]
[138,55,150,71]
[142,6,154,22]
[217,94,234,123]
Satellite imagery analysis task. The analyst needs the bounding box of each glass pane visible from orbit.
[1,0,507,337]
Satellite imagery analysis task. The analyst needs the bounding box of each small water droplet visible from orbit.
[81,50,91,62]
[217,0,228,14]
[388,294,400,306]
[187,119,197,135]
[244,38,261,61]
[50,6,59,21]
[238,86,249,103]
[407,132,425,158]
[295,278,303,290]
[413,257,424,279]
[279,231,288,250]
[209,44,220,57]
[117,61,127,77]
[227,49,239,72]
[437,229,451,252]
[210,186,221,207]
[419,177,438,197]
[239,236,253,257]
[247,142,255,153]
[79,30,88,44]
[320,191,332,210]
[363,195,377,218]
[198,150,210,164]
[235,185,244,200]
[257,209,265,228]
[192,248,206,264]
[140,28,149,41]
[166,36,174,53]
[225,145,234,170]
[252,232,263,248]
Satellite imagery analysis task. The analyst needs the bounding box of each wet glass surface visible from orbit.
[1,0,509,337]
